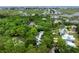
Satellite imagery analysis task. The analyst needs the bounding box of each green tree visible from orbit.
[3,37,14,52]
[12,37,26,53]
[37,43,49,53]
[26,44,36,53]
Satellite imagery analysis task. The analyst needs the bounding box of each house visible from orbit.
[59,26,76,47]
[59,27,67,35]
[29,22,35,26]
[36,31,44,46]
[66,41,76,47]
[62,33,75,42]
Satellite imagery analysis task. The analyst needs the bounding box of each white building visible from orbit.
[59,27,76,47]
[62,33,75,42]
[36,31,44,46]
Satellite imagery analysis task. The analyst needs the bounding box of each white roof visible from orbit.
[36,31,44,44]
[36,31,44,46]
[60,27,76,48]
[68,35,75,41]
[60,29,65,33]
[66,41,76,47]
[62,33,75,41]
[29,22,35,26]
[62,33,69,40]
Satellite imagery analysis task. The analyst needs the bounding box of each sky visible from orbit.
[0,0,79,6]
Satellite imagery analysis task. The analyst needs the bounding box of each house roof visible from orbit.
[66,41,76,47]
[62,33,75,41]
